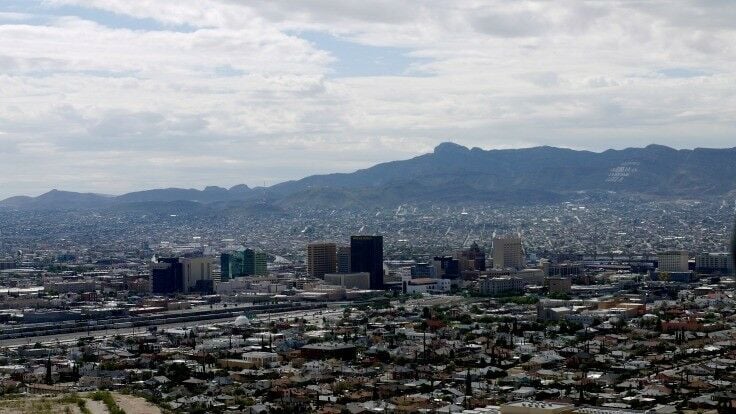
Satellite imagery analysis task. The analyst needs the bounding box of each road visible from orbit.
[0,308,342,349]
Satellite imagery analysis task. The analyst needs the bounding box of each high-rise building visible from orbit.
[350,235,384,289]
[492,235,525,270]
[307,242,337,278]
[220,253,231,281]
[695,252,734,274]
[181,256,213,293]
[151,257,183,294]
[337,246,351,274]
[657,250,689,272]
[243,249,267,276]
[230,251,245,277]
[455,242,487,271]
[433,256,460,279]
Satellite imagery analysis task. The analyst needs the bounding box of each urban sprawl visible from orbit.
[0,200,734,414]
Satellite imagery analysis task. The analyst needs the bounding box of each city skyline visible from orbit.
[1,2,736,413]
[1,1,736,197]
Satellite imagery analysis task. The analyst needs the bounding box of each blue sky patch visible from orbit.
[1,0,195,32]
[296,31,432,78]
[657,67,710,78]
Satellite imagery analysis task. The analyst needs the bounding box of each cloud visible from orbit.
[0,0,735,197]
[471,8,552,38]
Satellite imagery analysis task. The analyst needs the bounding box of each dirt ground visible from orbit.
[0,397,82,414]
[0,393,161,414]
[113,393,162,414]
[84,398,108,414]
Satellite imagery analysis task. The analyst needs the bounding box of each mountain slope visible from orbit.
[115,185,252,203]
[0,190,114,209]
[268,143,736,202]
[2,143,735,210]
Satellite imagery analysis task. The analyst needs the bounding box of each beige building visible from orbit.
[658,250,689,272]
[180,256,213,293]
[516,268,545,285]
[493,235,525,270]
[241,351,279,368]
[479,276,524,296]
[307,242,337,278]
[501,401,574,414]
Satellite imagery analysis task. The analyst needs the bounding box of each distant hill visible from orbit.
[116,185,251,204]
[0,190,114,209]
[2,143,735,210]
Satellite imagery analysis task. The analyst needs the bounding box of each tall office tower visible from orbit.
[307,242,337,278]
[492,235,525,270]
[433,256,461,279]
[657,250,689,272]
[350,235,384,289]
[181,256,213,293]
[220,253,231,281]
[337,246,351,274]
[230,251,245,277]
[455,242,487,271]
[243,249,267,276]
[151,257,183,294]
[695,252,734,274]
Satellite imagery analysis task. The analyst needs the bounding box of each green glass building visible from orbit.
[222,249,267,278]
[220,253,231,281]
[243,248,267,276]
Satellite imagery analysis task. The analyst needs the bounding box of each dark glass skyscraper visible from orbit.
[433,256,460,279]
[350,235,383,289]
[151,257,183,294]
[220,253,231,281]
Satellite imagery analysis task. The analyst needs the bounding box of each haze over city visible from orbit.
[2,1,736,197]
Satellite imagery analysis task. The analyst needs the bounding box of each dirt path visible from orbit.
[83,399,109,414]
[113,394,162,414]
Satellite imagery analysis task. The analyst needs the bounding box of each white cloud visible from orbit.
[0,0,735,197]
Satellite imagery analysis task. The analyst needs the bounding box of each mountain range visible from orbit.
[2,143,736,210]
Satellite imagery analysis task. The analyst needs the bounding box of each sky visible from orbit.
[1,0,735,198]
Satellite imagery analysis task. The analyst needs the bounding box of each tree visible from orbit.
[45,355,53,385]
[164,362,191,384]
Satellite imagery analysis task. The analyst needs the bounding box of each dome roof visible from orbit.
[234,315,251,327]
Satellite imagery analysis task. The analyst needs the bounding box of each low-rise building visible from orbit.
[480,277,524,296]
